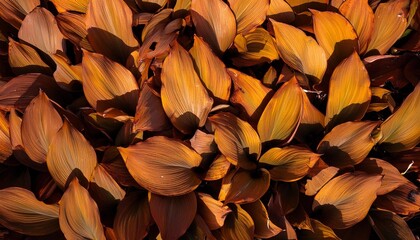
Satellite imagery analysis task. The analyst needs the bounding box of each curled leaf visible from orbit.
[51,54,82,90]
[369,209,416,240]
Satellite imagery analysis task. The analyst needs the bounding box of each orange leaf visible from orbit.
[51,54,82,91]
[228,0,269,34]
[298,219,340,239]
[219,204,254,240]
[369,209,416,240]
[267,0,295,23]
[161,41,213,134]
[0,111,12,163]
[0,0,39,29]
[295,91,325,143]
[204,155,231,181]
[191,0,236,53]
[305,166,339,196]
[374,182,420,216]
[242,200,282,238]
[197,192,231,230]
[50,0,88,13]
[149,192,197,240]
[8,38,51,75]
[59,178,105,240]
[313,172,382,229]
[56,12,92,50]
[118,136,202,196]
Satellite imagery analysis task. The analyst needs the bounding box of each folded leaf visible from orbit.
[210,112,261,170]
[339,0,374,54]
[8,38,51,75]
[313,172,382,229]
[305,166,339,196]
[50,0,88,13]
[47,120,97,189]
[228,0,269,34]
[82,51,139,113]
[379,83,420,152]
[59,178,105,240]
[242,200,282,238]
[191,0,236,53]
[197,192,231,230]
[0,0,39,29]
[257,77,303,143]
[270,19,327,83]
[325,51,371,130]
[118,136,202,196]
[260,146,320,182]
[0,111,12,163]
[369,209,416,240]
[86,0,138,62]
[219,204,254,240]
[0,187,59,236]
[21,91,62,164]
[161,41,213,134]
[114,191,152,240]
[189,35,231,101]
[149,192,197,240]
[317,121,381,167]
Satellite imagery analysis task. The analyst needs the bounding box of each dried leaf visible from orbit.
[305,166,339,196]
[228,0,269,34]
[197,193,231,230]
[51,54,82,90]
[295,91,325,143]
[8,38,51,75]
[56,12,92,50]
[242,200,282,238]
[374,182,420,216]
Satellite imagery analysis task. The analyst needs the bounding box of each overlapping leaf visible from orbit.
[197,193,231,230]
[242,200,282,238]
[8,38,51,75]
[219,204,255,240]
[0,111,12,163]
[0,0,38,28]
[228,0,269,35]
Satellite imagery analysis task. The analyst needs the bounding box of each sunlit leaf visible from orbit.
[56,12,92,50]
[339,0,374,54]
[51,54,82,91]
[298,218,340,240]
[374,182,420,216]
[18,7,65,55]
[369,209,416,240]
[59,178,105,240]
[305,166,339,196]
[149,192,197,240]
[118,136,202,196]
[219,204,254,240]
[286,0,328,13]
[0,187,59,236]
[197,192,231,230]
[318,121,381,167]
[325,51,371,130]
[228,0,269,34]
[257,77,303,143]
[189,35,231,101]
[204,155,231,181]
[210,112,261,170]
[0,0,39,29]
[270,19,327,83]
[8,38,51,75]
[260,146,319,182]
[313,172,382,229]
[267,0,295,23]
[379,83,420,152]
[89,164,125,209]
[191,0,236,53]
[161,41,213,134]
[295,91,325,143]
[242,200,282,238]
[0,111,12,163]
[82,51,139,113]
[86,0,138,62]
[50,0,88,13]
[114,191,152,240]
[21,91,62,164]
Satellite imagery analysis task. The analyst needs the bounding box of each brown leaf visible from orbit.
[51,54,82,91]
[219,204,255,240]
[298,218,340,240]
[197,192,231,230]
[0,111,12,163]
[369,209,416,240]
[374,182,420,216]
[0,0,39,29]
[242,200,282,238]
[305,166,339,196]
[56,12,92,50]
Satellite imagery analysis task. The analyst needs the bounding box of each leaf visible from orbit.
[191,0,236,53]
[257,77,303,143]
[339,0,374,54]
[18,7,65,55]
[8,38,51,75]
[224,168,270,204]
[219,204,254,240]
[260,146,320,182]
[82,51,139,114]
[0,187,59,236]
[86,0,138,62]
[8,108,22,149]
[313,172,382,229]
[21,91,62,164]
[161,42,213,134]
[56,12,92,50]
[197,193,231,230]
[210,112,261,170]
[189,35,231,102]
[317,121,381,167]
[228,0,269,34]
[114,191,152,240]
[369,209,416,240]
[267,0,295,23]
[295,91,325,143]
[51,54,82,91]
[59,178,105,240]
[0,0,39,29]
[379,83,420,152]
[374,182,420,216]
[0,111,12,163]
[325,51,371,130]
[118,136,202,196]
[47,120,97,189]
[50,0,88,13]
[204,155,231,181]
[270,19,327,83]
[149,192,197,240]
[366,0,409,55]
[242,200,282,238]
[305,166,339,196]
[228,68,270,118]
[298,219,340,240]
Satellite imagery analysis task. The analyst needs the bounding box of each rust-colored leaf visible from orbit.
[369,209,416,240]
[298,218,340,240]
[374,182,420,216]
[89,164,125,209]
[51,54,82,91]
[204,155,231,181]
[56,12,92,50]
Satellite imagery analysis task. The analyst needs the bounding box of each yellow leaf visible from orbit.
[118,136,202,196]
[0,0,39,29]
[86,0,138,62]
[305,166,339,196]
[271,19,327,83]
[339,0,374,54]
[189,35,231,101]
[197,192,231,230]
[161,41,213,134]
[228,0,269,34]
[325,51,371,129]
[21,91,63,164]
[257,77,303,143]
[82,51,139,113]
[313,172,382,229]
[286,0,328,13]
[8,38,51,75]
[46,120,97,189]
[317,121,381,167]
[210,112,261,170]
[59,178,105,240]
[191,0,236,53]
[219,204,255,240]
[0,187,59,236]
[267,0,295,23]
[50,0,88,13]
[379,83,420,152]
[242,200,282,238]
[0,111,12,163]
[204,155,231,181]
